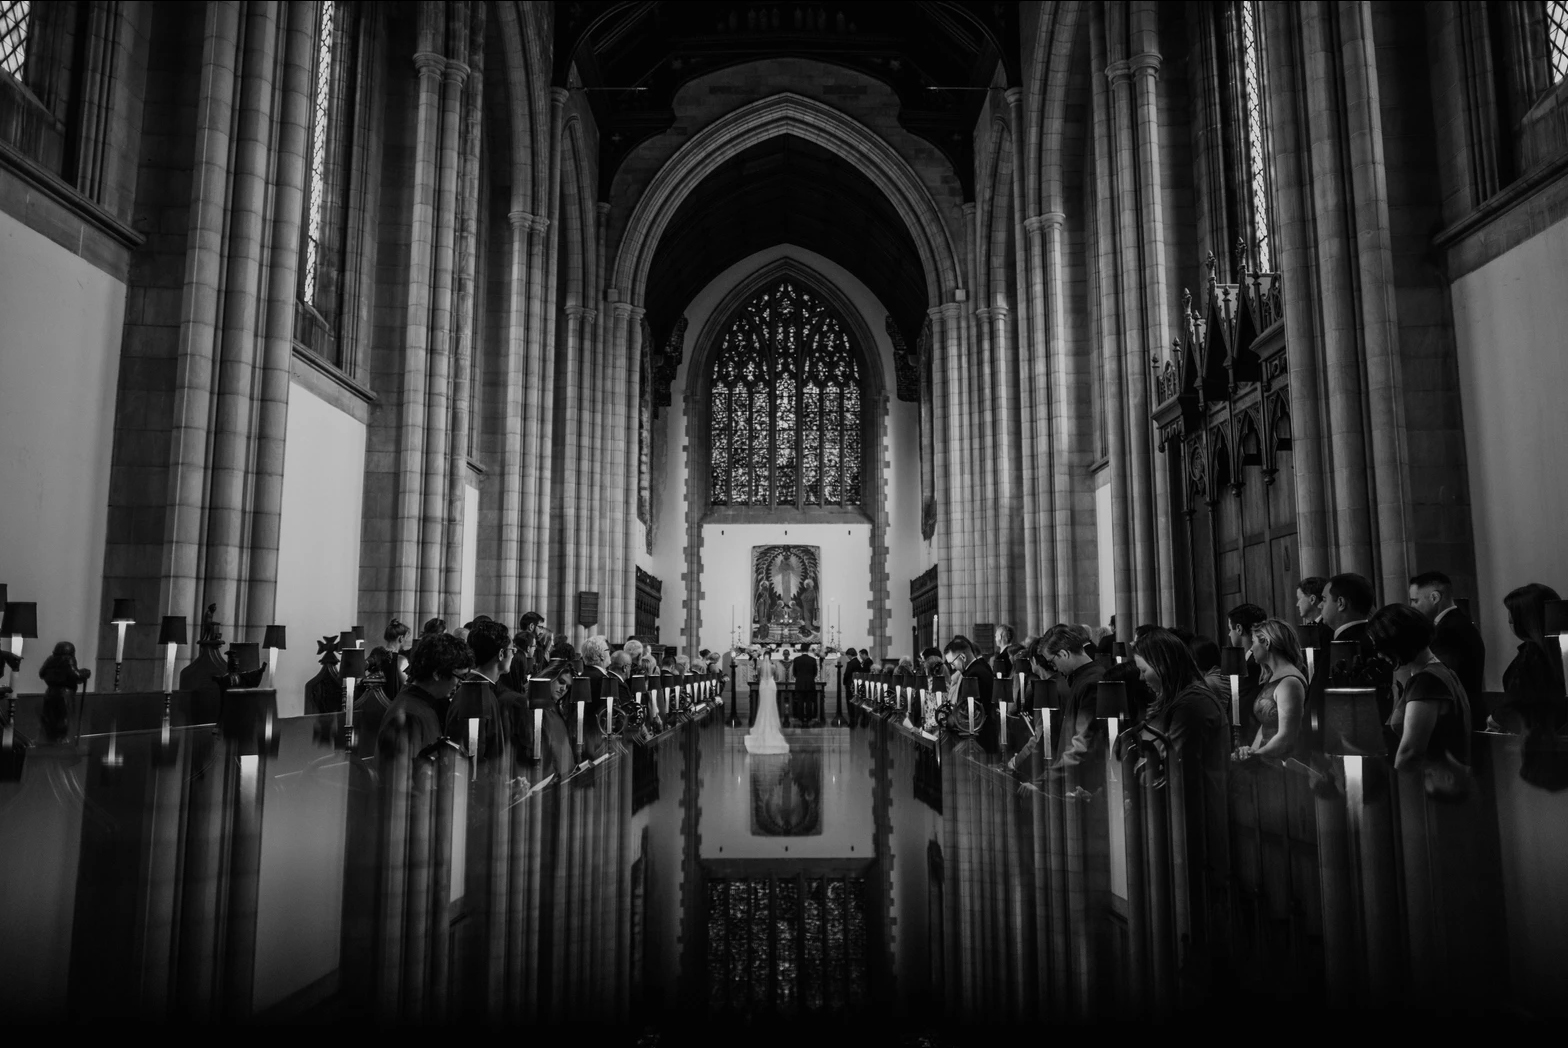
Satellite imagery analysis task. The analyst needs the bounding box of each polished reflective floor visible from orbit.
[2,686,1567,1031]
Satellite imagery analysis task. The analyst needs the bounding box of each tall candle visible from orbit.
[1305,647,1316,682]
[1042,708,1053,758]
[1229,675,1241,732]
[576,701,585,746]
[605,693,614,736]
[9,636,22,692]
[967,695,975,731]
[469,717,480,757]
[162,642,176,694]
[343,675,355,727]
[533,707,544,761]
[114,621,128,664]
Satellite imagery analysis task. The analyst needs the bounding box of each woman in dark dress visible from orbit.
[1490,583,1566,735]
[1367,604,1472,775]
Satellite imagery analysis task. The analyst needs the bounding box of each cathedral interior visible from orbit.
[2,0,1568,1032]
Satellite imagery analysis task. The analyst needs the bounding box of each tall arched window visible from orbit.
[1547,1,1568,84]
[0,2,30,80]
[710,279,864,508]
[1238,0,1274,271]
[301,0,335,304]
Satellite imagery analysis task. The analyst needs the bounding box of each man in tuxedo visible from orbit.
[942,635,995,704]
[1409,570,1487,729]
[1322,572,1376,653]
[791,647,820,720]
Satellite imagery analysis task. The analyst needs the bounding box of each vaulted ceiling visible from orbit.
[644,133,927,352]
[555,2,1019,201]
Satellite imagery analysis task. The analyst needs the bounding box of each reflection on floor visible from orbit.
[2,689,1568,1027]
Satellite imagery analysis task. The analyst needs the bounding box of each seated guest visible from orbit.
[896,657,916,673]
[379,632,473,757]
[1491,583,1567,735]
[1132,628,1230,942]
[1234,619,1308,761]
[624,638,644,665]
[1409,571,1487,730]
[919,646,945,679]
[581,635,611,678]
[1322,573,1376,651]
[1367,604,1472,776]
[1296,577,1327,625]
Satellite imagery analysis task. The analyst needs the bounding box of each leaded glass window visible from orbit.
[0,1,30,80]
[1240,0,1273,272]
[1548,1,1568,84]
[709,280,864,509]
[301,0,335,304]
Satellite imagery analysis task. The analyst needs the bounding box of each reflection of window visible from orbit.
[0,1,29,80]
[301,0,335,304]
[1548,1,1568,84]
[710,279,864,508]
[1240,0,1273,271]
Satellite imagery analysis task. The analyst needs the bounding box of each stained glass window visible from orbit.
[301,0,335,304]
[0,1,30,80]
[1548,2,1568,84]
[1240,0,1273,272]
[709,279,865,508]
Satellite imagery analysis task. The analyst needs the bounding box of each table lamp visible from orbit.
[2,601,38,693]
[158,615,187,694]
[1031,677,1060,755]
[1220,645,1247,744]
[339,647,366,726]
[1095,679,1129,744]
[263,624,287,680]
[110,598,137,692]
[1545,600,1568,691]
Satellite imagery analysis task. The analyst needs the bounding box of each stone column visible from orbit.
[498,209,534,621]
[248,1,316,633]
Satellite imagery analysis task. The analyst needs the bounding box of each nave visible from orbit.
[1,648,1565,1031]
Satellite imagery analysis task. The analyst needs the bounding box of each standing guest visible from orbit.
[943,635,995,705]
[459,619,514,760]
[991,624,1016,674]
[500,631,533,693]
[519,611,546,672]
[582,635,612,678]
[384,618,412,693]
[1491,583,1567,735]
[1226,602,1268,649]
[1296,577,1327,625]
[379,632,473,756]
[1036,623,1106,765]
[1408,571,1487,730]
[421,617,447,640]
[1367,605,1472,777]
[1321,573,1376,652]
[1233,619,1308,761]
[1132,628,1230,945]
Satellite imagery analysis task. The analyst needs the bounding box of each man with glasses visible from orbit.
[942,635,996,708]
[1034,622,1104,764]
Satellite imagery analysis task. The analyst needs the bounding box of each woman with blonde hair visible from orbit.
[1234,618,1308,761]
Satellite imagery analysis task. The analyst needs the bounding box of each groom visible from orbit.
[791,646,819,722]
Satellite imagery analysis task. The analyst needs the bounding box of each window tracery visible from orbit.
[1547,1,1568,84]
[710,279,864,508]
[0,2,29,80]
[302,0,335,305]
[1239,0,1273,272]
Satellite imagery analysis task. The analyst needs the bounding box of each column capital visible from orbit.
[551,86,571,107]
[1004,85,1023,107]
[413,51,445,79]
[444,58,471,85]
[1105,59,1133,85]
[508,209,538,230]
[975,305,994,320]
[612,302,645,320]
[565,304,597,321]
[1130,51,1162,78]
[1024,211,1066,234]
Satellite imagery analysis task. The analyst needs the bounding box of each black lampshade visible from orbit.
[157,615,187,646]
[1297,623,1327,652]
[1545,600,1568,638]
[110,598,137,624]
[351,624,365,645]
[228,642,261,673]
[1031,677,1060,710]
[1,602,37,639]
[339,648,367,678]
[263,624,287,650]
[1012,657,1032,677]
[0,584,6,608]
[570,677,592,703]
[1219,645,1247,676]
[338,629,355,650]
[631,674,648,695]
[528,678,555,705]
[957,677,980,700]
[1113,641,1129,659]
[1095,680,1129,718]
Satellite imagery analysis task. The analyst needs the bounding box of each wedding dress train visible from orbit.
[745,658,790,754]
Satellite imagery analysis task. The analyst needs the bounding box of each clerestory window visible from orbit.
[1239,0,1274,272]
[0,1,30,81]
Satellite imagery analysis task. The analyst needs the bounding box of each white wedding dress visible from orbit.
[745,658,790,754]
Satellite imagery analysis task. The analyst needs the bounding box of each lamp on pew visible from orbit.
[109,599,136,692]
[571,677,591,753]
[157,615,186,695]
[1297,623,1327,682]
[1113,641,1128,665]
[339,629,355,653]
[1544,600,1568,690]
[339,647,366,750]
[3,600,38,693]
[1220,645,1247,745]
[1095,679,1129,744]
[352,624,365,649]
[528,677,551,761]
[1031,677,1060,755]
[263,624,286,681]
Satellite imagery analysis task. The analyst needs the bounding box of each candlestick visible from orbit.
[1042,708,1053,758]
[576,701,586,746]
[1106,715,1119,746]
[533,707,544,761]
[966,695,975,731]
[1305,647,1316,682]
[162,643,176,694]
[469,716,480,758]
[605,692,614,736]
[1229,675,1241,742]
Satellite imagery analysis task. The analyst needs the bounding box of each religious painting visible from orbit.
[749,751,822,837]
[751,544,821,644]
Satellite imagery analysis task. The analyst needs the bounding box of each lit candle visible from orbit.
[162,642,176,695]
[469,716,480,757]
[342,673,355,727]
[533,707,544,761]
[1229,675,1241,731]
[114,622,128,667]
[967,694,975,731]
[576,700,585,746]
[605,692,613,736]
[1106,715,1120,746]
[1042,708,1053,757]
[1305,646,1316,682]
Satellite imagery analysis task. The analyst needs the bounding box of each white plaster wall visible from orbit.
[701,523,873,654]
[1452,217,1568,690]
[274,381,366,716]
[0,210,125,671]
[649,245,923,657]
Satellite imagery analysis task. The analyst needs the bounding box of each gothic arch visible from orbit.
[611,93,960,310]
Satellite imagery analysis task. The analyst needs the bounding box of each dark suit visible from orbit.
[961,655,996,705]
[1332,619,1373,656]
[1430,607,1486,729]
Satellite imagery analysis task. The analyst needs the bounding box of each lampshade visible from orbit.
[157,615,187,646]
[1297,623,1327,653]
[1219,645,1247,676]
[0,584,6,608]
[1113,641,1129,659]
[1094,680,1129,718]
[338,629,355,650]
[228,642,261,673]
[1545,599,1568,638]
[351,624,365,645]
[1031,677,1060,710]
[339,648,367,678]
[110,598,137,624]
[957,677,980,701]
[263,624,287,650]
[631,674,648,695]
[528,677,555,705]
[570,677,592,703]
[1012,657,1032,677]
[1,602,37,639]
[1319,687,1386,757]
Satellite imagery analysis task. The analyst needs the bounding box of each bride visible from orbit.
[745,646,790,754]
